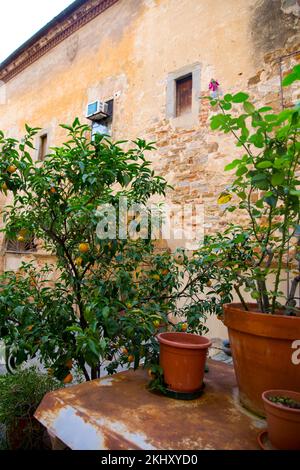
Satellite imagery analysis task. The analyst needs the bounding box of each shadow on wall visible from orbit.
[251,0,300,57]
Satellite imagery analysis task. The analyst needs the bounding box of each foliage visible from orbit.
[268,395,300,409]
[0,367,61,449]
[0,121,209,381]
[202,64,300,314]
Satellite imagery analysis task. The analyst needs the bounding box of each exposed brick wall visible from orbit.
[145,44,300,239]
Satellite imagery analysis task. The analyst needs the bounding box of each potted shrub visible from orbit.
[0,367,61,449]
[191,66,300,416]
[157,332,211,396]
[0,121,211,383]
[260,390,300,450]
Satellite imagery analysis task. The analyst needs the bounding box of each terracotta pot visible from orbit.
[224,303,300,417]
[262,390,300,450]
[157,332,211,393]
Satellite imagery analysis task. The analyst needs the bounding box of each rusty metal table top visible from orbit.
[35,360,265,450]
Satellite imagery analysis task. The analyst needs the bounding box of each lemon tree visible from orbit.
[0,120,186,381]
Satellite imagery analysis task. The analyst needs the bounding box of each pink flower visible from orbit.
[209,79,220,92]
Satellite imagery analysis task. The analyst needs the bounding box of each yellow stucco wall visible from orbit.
[0,0,297,139]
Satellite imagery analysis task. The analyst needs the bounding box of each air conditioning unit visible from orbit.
[86,100,109,121]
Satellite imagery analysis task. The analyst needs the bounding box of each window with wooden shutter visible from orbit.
[176,74,192,116]
[38,134,48,161]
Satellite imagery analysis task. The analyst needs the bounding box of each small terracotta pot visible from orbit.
[224,303,300,416]
[262,390,300,450]
[157,332,212,393]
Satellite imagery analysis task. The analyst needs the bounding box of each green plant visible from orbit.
[0,367,61,449]
[198,64,300,315]
[268,395,300,409]
[0,121,209,381]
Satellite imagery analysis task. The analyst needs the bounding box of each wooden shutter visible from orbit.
[38,134,48,161]
[176,75,192,116]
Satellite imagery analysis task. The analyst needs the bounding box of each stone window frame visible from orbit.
[35,128,50,162]
[166,63,201,121]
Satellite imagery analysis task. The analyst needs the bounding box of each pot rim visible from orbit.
[157,332,212,350]
[262,389,300,414]
[223,302,300,319]
[223,302,300,339]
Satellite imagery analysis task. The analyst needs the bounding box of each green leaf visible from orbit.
[222,102,232,111]
[224,94,233,102]
[236,165,247,176]
[243,102,255,114]
[232,92,249,103]
[237,191,246,200]
[102,306,110,319]
[265,114,278,122]
[276,109,292,124]
[264,195,277,208]
[294,64,300,75]
[252,173,268,182]
[292,111,299,126]
[258,106,273,113]
[256,161,273,169]
[87,339,100,358]
[271,172,284,186]
[224,159,240,171]
[72,117,80,128]
[210,115,224,130]
[249,133,264,148]
[282,67,300,87]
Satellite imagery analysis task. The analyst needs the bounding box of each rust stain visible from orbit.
[35,360,264,450]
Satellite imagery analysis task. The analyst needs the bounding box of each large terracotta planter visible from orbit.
[157,332,211,393]
[224,303,300,417]
[262,390,300,450]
